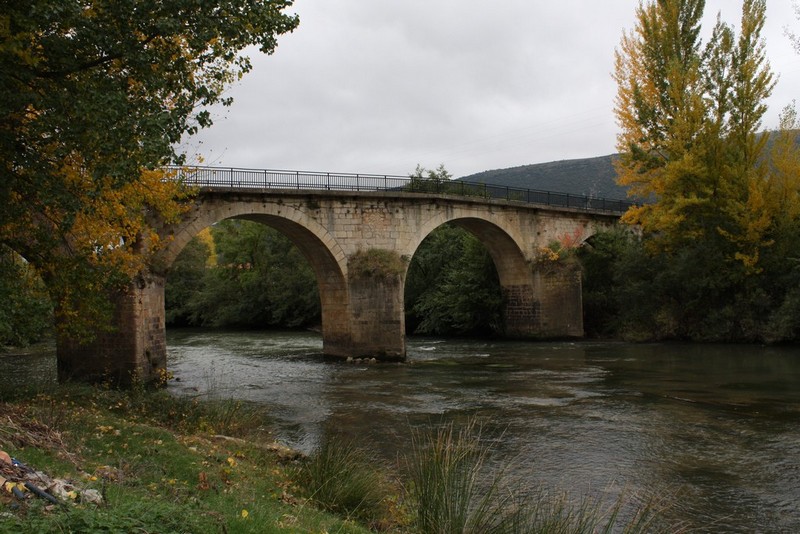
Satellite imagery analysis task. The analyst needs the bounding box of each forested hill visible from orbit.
[460,131,800,201]
[457,154,629,200]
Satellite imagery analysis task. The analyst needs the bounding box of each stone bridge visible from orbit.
[57,168,629,384]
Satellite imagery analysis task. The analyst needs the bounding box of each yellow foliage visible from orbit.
[766,109,800,223]
[195,228,217,267]
[67,166,192,278]
[536,247,561,263]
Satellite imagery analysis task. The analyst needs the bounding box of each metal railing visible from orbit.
[167,165,634,214]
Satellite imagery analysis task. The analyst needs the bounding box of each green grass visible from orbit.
[0,384,371,533]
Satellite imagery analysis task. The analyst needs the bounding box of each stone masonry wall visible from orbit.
[531,267,584,338]
[56,275,166,385]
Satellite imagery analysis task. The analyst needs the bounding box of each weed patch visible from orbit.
[348,249,406,281]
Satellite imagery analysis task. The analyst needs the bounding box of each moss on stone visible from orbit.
[348,248,406,281]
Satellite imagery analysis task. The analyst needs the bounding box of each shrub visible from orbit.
[298,435,395,528]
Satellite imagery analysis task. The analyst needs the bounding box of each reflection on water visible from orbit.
[3,331,800,532]
[0,340,57,388]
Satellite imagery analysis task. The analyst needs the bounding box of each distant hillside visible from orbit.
[461,131,800,201]
[458,154,629,200]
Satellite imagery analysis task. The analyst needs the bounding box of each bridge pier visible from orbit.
[346,272,406,361]
[56,275,167,385]
[502,267,583,338]
[532,267,584,337]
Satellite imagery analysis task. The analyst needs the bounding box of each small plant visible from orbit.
[348,248,406,282]
[297,435,396,529]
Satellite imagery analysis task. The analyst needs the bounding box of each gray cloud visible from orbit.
[184,1,800,178]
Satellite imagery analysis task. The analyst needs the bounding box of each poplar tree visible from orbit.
[614,0,707,247]
[607,0,790,340]
[614,0,775,266]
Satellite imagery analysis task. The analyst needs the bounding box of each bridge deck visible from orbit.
[167,165,634,215]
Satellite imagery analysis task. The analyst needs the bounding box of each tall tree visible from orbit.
[613,0,707,247]
[0,1,298,338]
[614,0,775,263]
[604,0,795,342]
[717,0,776,269]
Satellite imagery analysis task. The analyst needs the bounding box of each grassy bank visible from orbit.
[0,383,670,533]
[0,383,379,533]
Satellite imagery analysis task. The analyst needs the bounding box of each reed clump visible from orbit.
[296,435,401,530]
[402,419,666,534]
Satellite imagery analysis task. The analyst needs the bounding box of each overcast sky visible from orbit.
[183,1,800,179]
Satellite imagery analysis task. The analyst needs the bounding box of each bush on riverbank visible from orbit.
[579,225,800,343]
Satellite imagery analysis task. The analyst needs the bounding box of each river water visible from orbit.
[3,331,799,531]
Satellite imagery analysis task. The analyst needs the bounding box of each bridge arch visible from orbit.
[159,201,347,274]
[404,210,536,336]
[407,214,530,285]
[158,201,353,357]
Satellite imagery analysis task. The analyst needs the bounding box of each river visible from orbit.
[3,330,800,532]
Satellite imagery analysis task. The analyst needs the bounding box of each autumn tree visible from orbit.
[614,0,775,266]
[598,0,800,341]
[0,1,298,339]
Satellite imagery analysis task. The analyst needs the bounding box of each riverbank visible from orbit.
[0,383,380,533]
[0,380,671,533]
